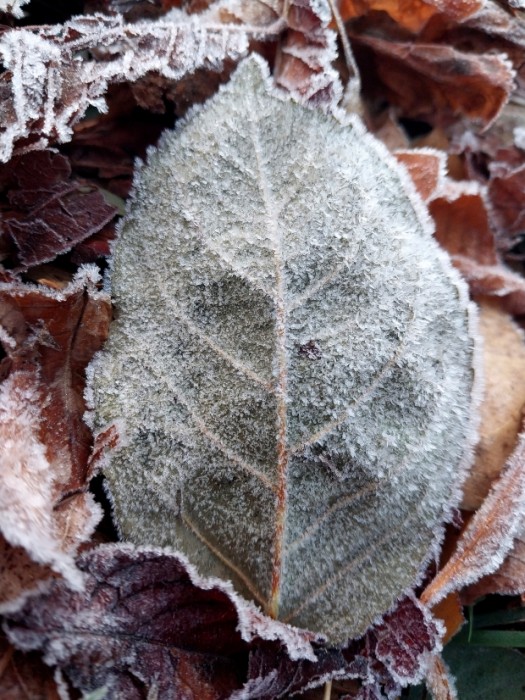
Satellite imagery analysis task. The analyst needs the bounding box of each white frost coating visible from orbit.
[425,427,525,607]
[90,56,479,642]
[0,0,29,17]
[0,7,283,162]
[0,371,84,589]
[514,125,525,151]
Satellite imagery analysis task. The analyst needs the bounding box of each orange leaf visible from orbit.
[421,423,525,607]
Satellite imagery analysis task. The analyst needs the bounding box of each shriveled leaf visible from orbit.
[422,423,525,607]
[350,35,515,129]
[273,0,342,107]
[1,266,112,489]
[0,5,284,161]
[0,150,117,268]
[0,268,110,599]
[338,0,483,34]
[3,544,442,700]
[89,56,478,641]
[2,544,316,700]
[463,524,525,600]
[461,302,525,511]
[425,653,457,700]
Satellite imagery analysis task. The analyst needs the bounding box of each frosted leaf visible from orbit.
[0,5,284,162]
[0,267,110,602]
[0,0,29,17]
[422,425,525,607]
[89,56,479,642]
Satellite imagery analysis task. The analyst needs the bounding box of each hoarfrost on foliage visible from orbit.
[0,6,284,162]
[0,0,29,17]
[0,370,84,588]
[90,56,479,642]
[423,426,525,606]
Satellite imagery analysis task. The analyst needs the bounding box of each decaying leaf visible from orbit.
[2,544,443,700]
[422,422,525,607]
[2,544,317,700]
[0,5,284,161]
[461,301,525,511]
[0,267,111,601]
[0,0,29,17]
[89,56,479,642]
[350,35,515,129]
[0,632,61,700]
[0,150,117,268]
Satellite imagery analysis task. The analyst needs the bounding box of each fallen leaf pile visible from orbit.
[1,1,525,699]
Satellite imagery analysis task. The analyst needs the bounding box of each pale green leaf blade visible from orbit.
[89,56,478,642]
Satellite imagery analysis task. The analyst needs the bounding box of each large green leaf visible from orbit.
[89,56,478,642]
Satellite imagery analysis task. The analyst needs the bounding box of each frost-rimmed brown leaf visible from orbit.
[88,56,480,642]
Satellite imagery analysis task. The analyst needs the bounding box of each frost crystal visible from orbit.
[89,56,479,642]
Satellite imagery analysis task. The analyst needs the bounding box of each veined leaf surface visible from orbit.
[89,56,478,642]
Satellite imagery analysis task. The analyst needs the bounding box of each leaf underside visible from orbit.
[91,56,476,642]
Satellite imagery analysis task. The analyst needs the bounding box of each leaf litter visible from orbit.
[1,0,525,697]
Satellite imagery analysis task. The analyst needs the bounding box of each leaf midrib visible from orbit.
[247,115,289,620]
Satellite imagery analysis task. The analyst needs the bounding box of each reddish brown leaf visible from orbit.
[0,268,110,600]
[338,0,483,33]
[0,633,61,700]
[2,545,317,700]
[274,0,342,107]
[430,190,496,265]
[428,187,525,313]
[0,536,56,610]
[395,148,445,200]
[3,545,443,700]
[350,34,514,129]
[0,150,116,268]
[488,159,525,244]
[1,268,112,489]
[421,423,525,607]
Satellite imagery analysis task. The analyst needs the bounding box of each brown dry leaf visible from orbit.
[0,267,111,602]
[338,0,483,33]
[274,0,342,107]
[488,157,525,245]
[461,301,525,511]
[425,653,457,700]
[0,535,56,611]
[462,525,525,601]
[0,150,117,269]
[395,148,446,200]
[3,545,442,700]
[421,423,525,607]
[429,184,525,314]
[0,7,281,161]
[0,632,61,700]
[430,592,465,645]
[349,34,514,129]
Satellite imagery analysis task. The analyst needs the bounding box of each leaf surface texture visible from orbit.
[91,57,477,641]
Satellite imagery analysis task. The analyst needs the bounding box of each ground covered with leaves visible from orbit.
[1,0,525,699]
